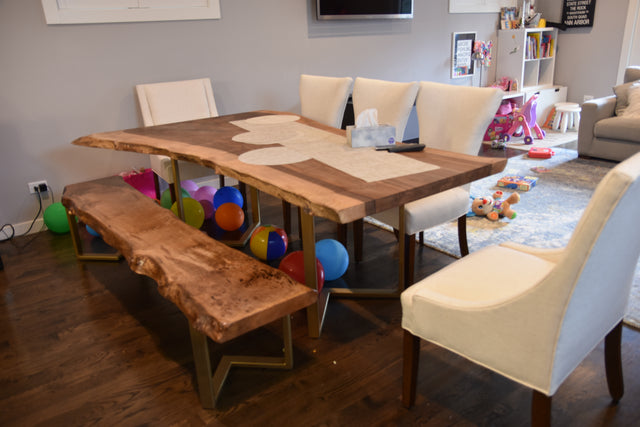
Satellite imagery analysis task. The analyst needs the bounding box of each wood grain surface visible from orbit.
[71,111,507,223]
[62,176,316,343]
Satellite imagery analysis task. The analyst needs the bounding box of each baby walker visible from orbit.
[501,93,546,145]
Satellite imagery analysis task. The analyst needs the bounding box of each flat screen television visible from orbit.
[317,0,413,20]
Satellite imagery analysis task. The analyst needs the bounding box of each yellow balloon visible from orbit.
[171,197,205,229]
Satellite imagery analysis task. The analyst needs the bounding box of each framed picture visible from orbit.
[451,32,477,78]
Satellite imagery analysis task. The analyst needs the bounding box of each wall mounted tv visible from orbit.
[317,0,414,20]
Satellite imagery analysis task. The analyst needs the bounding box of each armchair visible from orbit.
[402,151,640,426]
[578,66,640,161]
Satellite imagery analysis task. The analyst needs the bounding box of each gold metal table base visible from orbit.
[190,315,294,409]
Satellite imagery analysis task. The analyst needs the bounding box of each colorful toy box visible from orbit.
[497,175,538,191]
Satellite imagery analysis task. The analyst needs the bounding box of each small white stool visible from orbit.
[552,102,581,133]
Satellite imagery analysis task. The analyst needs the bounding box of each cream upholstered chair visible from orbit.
[345,77,419,258]
[300,74,353,128]
[283,74,353,235]
[352,76,419,143]
[135,78,221,195]
[402,152,640,426]
[369,82,503,284]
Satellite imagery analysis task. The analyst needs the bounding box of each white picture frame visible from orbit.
[41,0,221,25]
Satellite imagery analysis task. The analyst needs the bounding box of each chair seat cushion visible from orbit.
[370,187,470,235]
[594,116,640,143]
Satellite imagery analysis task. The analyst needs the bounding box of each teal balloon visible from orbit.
[43,202,70,234]
[315,239,349,281]
[160,187,190,209]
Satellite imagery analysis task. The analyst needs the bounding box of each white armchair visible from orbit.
[369,82,503,284]
[135,78,222,196]
[402,151,640,426]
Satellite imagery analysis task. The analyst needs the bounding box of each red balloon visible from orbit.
[215,202,245,231]
[278,251,324,292]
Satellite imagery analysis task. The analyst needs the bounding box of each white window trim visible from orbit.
[41,0,221,25]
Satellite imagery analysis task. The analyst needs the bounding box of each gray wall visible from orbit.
[0,1,628,231]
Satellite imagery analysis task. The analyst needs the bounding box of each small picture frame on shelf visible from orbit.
[451,32,476,79]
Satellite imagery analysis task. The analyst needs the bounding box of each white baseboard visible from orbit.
[1,218,46,241]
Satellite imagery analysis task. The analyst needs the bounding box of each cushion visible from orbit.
[622,83,640,118]
[594,116,640,143]
[613,80,640,116]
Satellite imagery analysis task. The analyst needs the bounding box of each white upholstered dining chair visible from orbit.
[135,78,222,196]
[402,151,640,426]
[369,82,503,284]
[300,74,353,128]
[283,74,354,235]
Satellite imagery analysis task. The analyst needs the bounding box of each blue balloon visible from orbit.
[213,186,244,209]
[86,225,100,237]
[315,239,349,281]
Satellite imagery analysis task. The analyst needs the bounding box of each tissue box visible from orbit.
[346,125,396,148]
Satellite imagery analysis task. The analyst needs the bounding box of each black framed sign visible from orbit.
[451,32,476,78]
[562,0,596,28]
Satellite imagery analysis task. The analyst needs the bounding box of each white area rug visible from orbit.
[366,148,640,329]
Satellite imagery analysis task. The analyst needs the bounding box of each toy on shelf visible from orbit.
[501,93,546,145]
[497,175,538,191]
[471,191,520,221]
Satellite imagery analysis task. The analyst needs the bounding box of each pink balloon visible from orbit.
[194,185,217,203]
[199,200,215,219]
[181,180,199,194]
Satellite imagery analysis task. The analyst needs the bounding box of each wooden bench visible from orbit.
[61,176,317,408]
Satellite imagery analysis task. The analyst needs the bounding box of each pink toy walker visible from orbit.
[501,94,546,145]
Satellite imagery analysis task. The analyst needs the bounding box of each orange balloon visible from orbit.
[215,202,245,231]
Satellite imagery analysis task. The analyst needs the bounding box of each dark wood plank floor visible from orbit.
[1,180,639,426]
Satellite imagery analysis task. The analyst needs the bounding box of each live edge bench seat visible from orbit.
[61,176,317,407]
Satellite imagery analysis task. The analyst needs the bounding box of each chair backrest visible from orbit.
[135,78,218,126]
[415,81,503,155]
[545,152,640,392]
[624,66,640,83]
[352,77,419,143]
[299,74,353,129]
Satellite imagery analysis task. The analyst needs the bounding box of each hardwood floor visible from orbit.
[1,189,639,426]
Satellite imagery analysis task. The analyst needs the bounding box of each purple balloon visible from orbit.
[200,200,215,220]
[194,185,217,203]
[181,180,199,194]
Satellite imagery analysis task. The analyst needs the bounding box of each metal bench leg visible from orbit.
[66,209,120,261]
[189,315,294,409]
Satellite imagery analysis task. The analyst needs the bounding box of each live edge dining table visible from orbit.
[72,110,507,338]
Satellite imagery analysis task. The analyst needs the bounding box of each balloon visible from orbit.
[215,202,245,231]
[315,239,349,281]
[193,185,217,203]
[181,180,199,194]
[199,199,215,220]
[213,186,243,209]
[170,197,205,229]
[85,224,100,237]
[43,202,70,234]
[160,187,191,209]
[250,225,288,260]
[278,251,324,291]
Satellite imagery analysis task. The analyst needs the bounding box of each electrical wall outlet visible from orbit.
[584,95,594,102]
[28,180,48,194]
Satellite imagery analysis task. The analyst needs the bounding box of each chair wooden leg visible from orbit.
[337,223,348,247]
[353,219,363,263]
[605,321,624,402]
[282,200,292,236]
[403,330,420,408]
[531,390,552,427]
[404,233,416,287]
[418,231,424,245]
[457,215,469,257]
[153,173,162,200]
[218,174,225,188]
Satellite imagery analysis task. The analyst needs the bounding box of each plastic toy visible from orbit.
[471,191,520,221]
[215,202,245,231]
[250,225,288,261]
[315,239,349,281]
[497,175,538,191]
[528,147,555,158]
[171,197,205,229]
[278,251,325,291]
[501,94,546,145]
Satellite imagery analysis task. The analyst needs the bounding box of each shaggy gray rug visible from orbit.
[367,148,640,329]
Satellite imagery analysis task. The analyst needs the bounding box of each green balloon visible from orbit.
[160,187,191,209]
[43,202,70,234]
